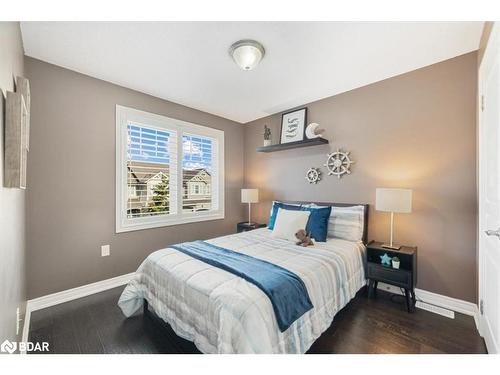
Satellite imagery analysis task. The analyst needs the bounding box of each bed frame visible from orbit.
[142,202,370,345]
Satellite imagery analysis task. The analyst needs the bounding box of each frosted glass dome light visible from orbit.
[229,40,265,71]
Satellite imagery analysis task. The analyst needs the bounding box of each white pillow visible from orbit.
[271,208,311,242]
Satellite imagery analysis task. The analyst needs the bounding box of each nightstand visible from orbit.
[366,241,417,312]
[237,222,267,233]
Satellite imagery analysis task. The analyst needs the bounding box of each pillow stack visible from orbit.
[268,201,332,242]
[268,201,364,243]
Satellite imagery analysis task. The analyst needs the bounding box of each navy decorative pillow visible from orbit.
[268,202,302,230]
[301,206,332,242]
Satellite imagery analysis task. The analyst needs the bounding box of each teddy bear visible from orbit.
[295,229,314,247]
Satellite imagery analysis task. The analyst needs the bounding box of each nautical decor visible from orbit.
[305,123,324,139]
[324,149,355,179]
[380,253,392,266]
[280,108,307,144]
[305,167,321,184]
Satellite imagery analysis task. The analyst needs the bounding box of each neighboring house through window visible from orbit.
[116,105,224,232]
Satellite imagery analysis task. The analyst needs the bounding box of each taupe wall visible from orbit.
[0,22,26,343]
[25,50,478,303]
[244,52,478,303]
[25,57,245,299]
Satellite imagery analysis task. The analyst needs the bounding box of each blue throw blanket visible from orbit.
[170,240,313,332]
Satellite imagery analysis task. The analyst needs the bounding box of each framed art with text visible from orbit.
[280,107,307,144]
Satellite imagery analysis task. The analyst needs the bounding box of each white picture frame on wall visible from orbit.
[280,107,307,144]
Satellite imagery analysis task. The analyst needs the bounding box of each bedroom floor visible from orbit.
[28,286,487,354]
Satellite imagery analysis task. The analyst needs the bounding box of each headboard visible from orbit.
[281,201,369,245]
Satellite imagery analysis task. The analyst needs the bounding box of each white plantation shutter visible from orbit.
[126,124,178,218]
[181,134,218,213]
[116,105,224,233]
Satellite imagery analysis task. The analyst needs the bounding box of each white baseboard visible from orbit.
[27,272,135,312]
[21,272,135,353]
[20,306,31,354]
[376,282,480,330]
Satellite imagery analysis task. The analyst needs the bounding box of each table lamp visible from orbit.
[241,189,259,225]
[375,188,412,250]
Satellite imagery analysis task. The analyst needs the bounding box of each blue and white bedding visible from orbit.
[169,240,313,332]
[118,228,366,354]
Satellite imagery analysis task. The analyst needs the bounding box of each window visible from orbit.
[116,105,224,232]
[191,184,201,195]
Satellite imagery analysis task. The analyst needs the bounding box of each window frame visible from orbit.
[116,105,225,233]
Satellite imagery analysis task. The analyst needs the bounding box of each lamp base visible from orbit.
[381,243,401,250]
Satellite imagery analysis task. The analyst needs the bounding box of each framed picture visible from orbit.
[280,107,307,144]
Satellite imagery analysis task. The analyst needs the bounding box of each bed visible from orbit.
[118,202,368,354]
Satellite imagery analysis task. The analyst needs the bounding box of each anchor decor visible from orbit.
[324,149,355,179]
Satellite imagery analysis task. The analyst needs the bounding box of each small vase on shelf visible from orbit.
[392,257,400,269]
[263,125,272,147]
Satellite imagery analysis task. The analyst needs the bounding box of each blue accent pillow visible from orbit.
[301,206,332,242]
[268,202,302,230]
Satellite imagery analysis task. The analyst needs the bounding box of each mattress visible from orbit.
[118,228,366,354]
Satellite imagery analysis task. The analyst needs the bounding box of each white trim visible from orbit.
[27,273,135,312]
[115,105,225,233]
[481,316,498,354]
[377,283,480,330]
[477,22,499,356]
[116,212,226,233]
[20,306,31,354]
[20,272,134,354]
[416,288,479,320]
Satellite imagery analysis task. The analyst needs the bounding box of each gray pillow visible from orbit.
[327,205,365,242]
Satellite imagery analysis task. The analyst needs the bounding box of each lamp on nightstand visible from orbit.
[241,189,259,225]
[376,188,412,250]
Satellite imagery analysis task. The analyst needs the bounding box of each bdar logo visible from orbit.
[1,339,17,354]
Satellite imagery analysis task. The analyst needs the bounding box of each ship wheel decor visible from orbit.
[324,149,355,179]
[305,167,322,184]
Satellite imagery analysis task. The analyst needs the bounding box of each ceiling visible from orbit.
[20,22,483,123]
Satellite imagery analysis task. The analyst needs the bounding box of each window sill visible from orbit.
[116,212,225,233]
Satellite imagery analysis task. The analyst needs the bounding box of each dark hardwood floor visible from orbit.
[28,286,487,354]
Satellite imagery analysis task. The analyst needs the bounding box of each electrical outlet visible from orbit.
[101,245,110,257]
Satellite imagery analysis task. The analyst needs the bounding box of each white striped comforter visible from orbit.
[118,228,366,354]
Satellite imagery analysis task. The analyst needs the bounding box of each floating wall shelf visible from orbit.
[256,138,329,153]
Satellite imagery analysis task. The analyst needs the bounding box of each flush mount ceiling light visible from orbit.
[229,40,265,71]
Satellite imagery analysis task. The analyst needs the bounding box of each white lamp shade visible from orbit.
[376,188,412,213]
[241,189,259,203]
